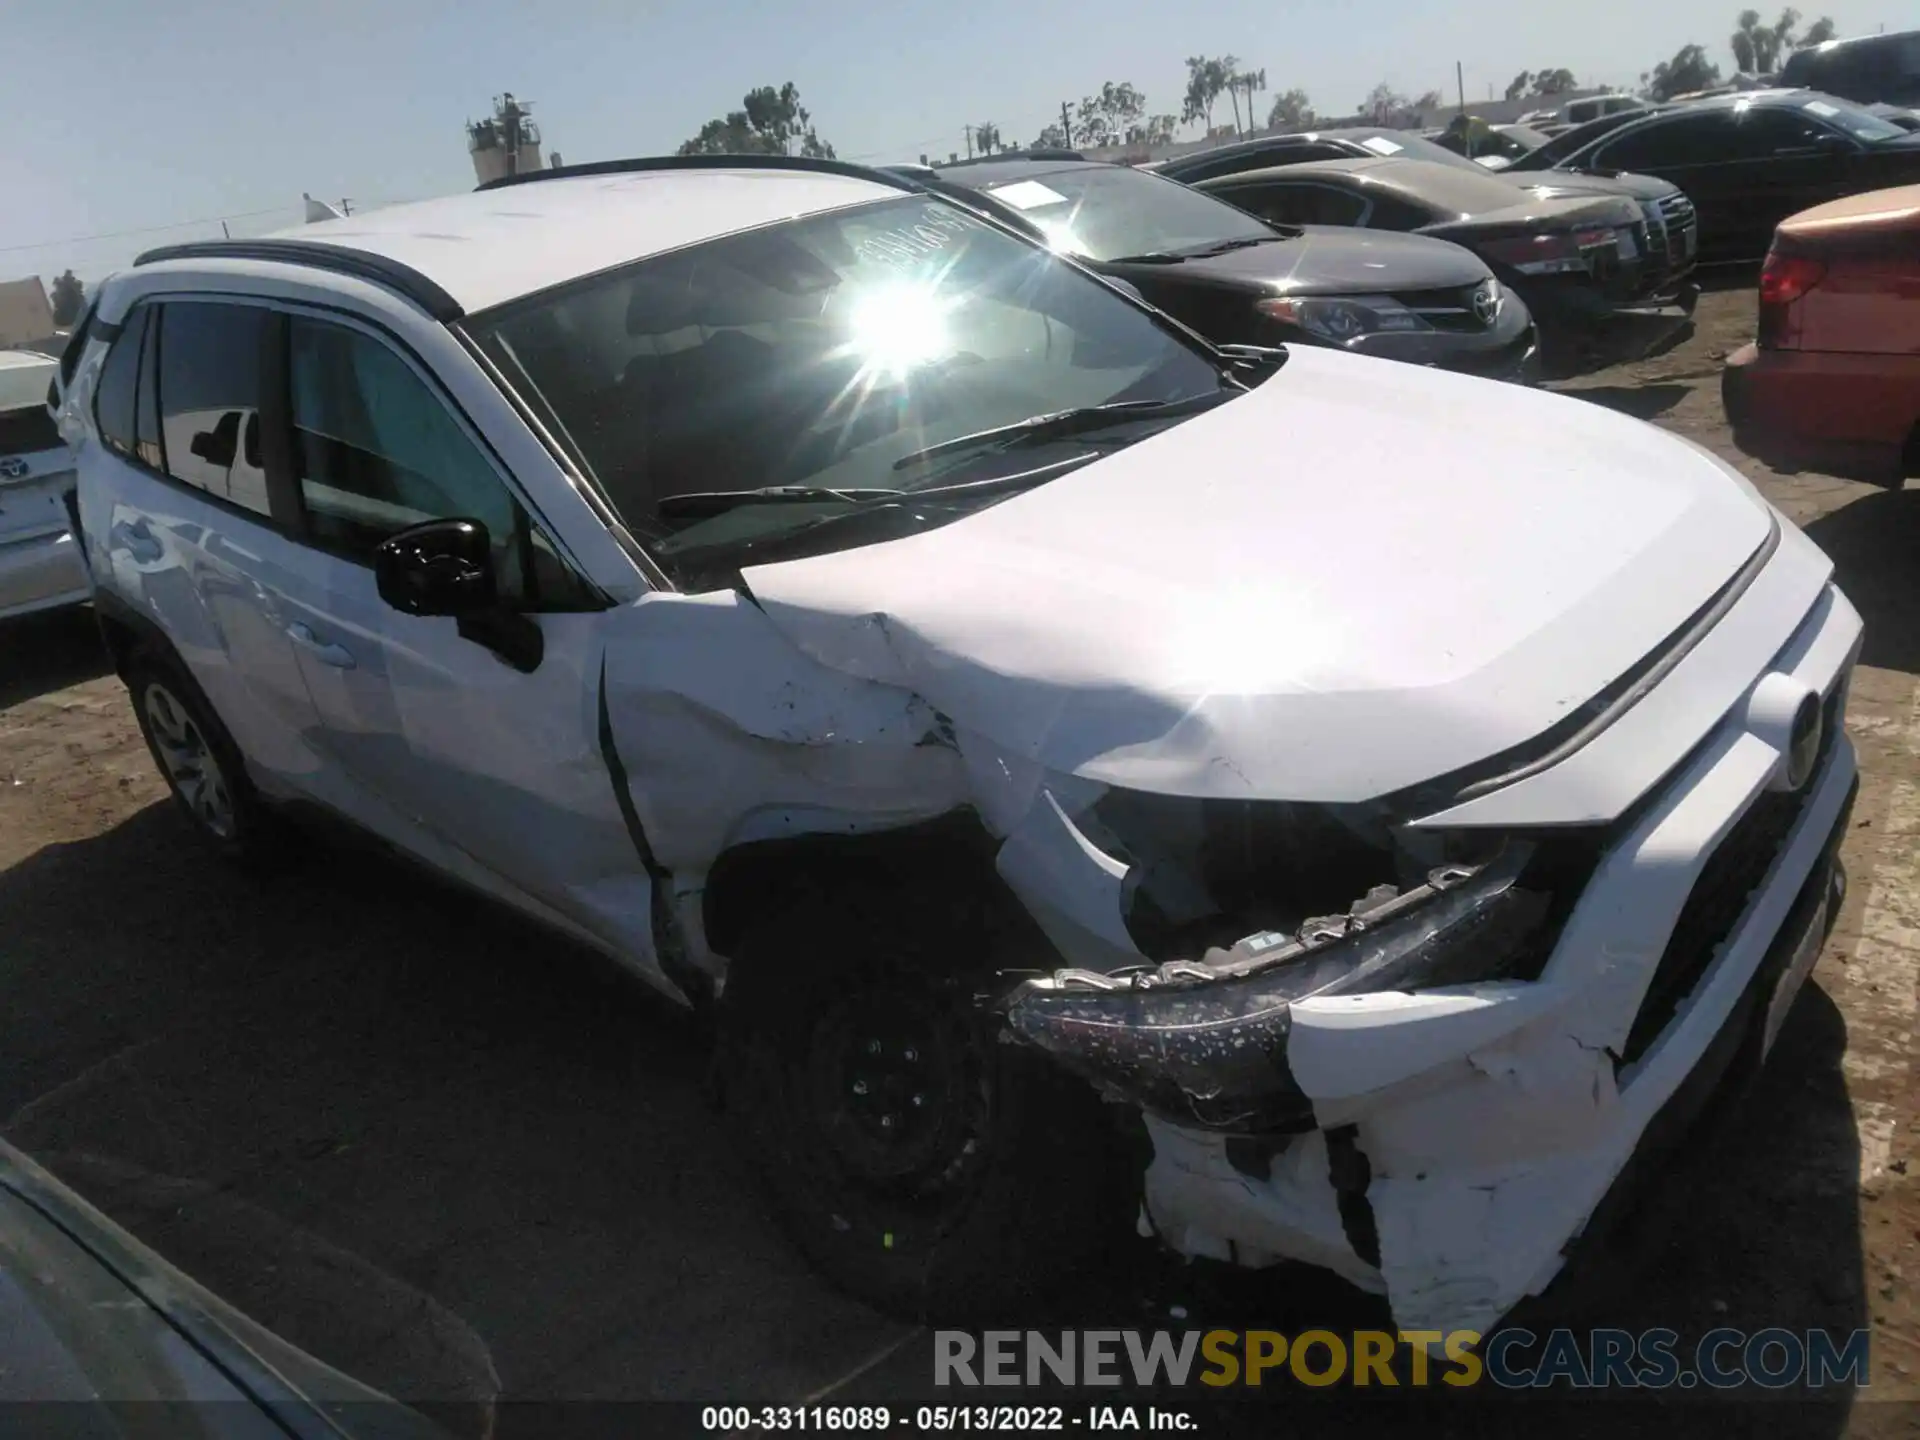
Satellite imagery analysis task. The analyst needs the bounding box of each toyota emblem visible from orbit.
[0,457,28,480]
[1471,284,1499,328]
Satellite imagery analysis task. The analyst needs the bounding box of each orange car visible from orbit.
[1723,184,1920,485]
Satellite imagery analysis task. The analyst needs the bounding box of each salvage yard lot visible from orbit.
[3,284,1919,1434]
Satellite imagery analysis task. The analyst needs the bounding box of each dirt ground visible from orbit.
[3,287,1920,1433]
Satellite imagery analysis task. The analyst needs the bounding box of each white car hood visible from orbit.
[740,346,1773,803]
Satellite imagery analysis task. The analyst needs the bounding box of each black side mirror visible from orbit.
[375,518,497,616]
[190,411,241,467]
[374,518,544,673]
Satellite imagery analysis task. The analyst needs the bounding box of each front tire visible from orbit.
[717,890,1140,1322]
[126,649,281,868]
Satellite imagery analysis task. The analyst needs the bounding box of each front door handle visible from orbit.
[287,622,356,670]
[111,518,162,564]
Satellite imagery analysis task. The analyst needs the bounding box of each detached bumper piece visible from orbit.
[1000,850,1550,1133]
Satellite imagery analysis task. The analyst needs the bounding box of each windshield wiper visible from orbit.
[1110,234,1298,264]
[892,392,1226,472]
[1180,233,1298,257]
[657,485,905,520]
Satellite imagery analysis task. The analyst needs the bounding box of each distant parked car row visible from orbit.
[895,156,1541,381]
[966,125,1701,375]
[1503,88,1920,261]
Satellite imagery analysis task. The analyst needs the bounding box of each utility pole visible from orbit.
[964,124,974,159]
[1061,100,1073,147]
[1457,61,1466,117]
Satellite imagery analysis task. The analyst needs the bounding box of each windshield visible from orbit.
[467,194,1227,586]
[1506,111,1651,170]
[1796,92,1910,141]
[977,165,1278,260]
[1349,130,1498,172]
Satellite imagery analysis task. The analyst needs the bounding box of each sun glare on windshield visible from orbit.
[843,281,955,382]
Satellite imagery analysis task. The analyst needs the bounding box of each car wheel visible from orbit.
[718,890,1141,1322]
[127,650,282,868]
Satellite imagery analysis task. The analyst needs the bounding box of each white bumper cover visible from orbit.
[1139,577,1862,1335]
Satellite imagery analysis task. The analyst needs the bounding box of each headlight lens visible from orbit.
[1256,293,1425,342]
[1002,847,1554,1132]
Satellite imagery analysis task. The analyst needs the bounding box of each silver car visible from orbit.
[0,347,88,620]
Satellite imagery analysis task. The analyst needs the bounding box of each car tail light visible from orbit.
[1758,250,1826,349]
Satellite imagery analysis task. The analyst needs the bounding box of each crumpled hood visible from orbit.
[741,346,1773,804]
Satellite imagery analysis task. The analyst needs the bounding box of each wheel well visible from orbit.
[702,810,1053,971]
[92,601,153,678]
[1903,418,1920,478]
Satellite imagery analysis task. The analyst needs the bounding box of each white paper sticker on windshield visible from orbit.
[1360,136,1404,155]
[1805,100,1840,116]
[987,180,1070,210]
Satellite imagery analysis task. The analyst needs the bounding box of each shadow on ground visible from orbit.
[1804,487,1920,676]
[1568,382,1693,421]
[0,802,1869,1430]
[1696,263,1762,295]
[0,807,907,1414]
[841,983,1865,1438]
[0,605,109,708]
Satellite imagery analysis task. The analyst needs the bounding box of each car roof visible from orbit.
[244,165,906,316]
[1788,28,1919,57]
[926,157,1099,188]
[1212,155,1534,213]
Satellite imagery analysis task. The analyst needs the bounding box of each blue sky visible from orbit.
[7,0,1901,283]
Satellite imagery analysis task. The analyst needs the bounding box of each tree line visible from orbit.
[1643,8,1836,101]
[674,5,1848,170]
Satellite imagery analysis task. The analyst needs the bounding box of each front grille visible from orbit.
[1619,686,1842,1064]
[1391,283,1489,333]
[1657,194,1698,269]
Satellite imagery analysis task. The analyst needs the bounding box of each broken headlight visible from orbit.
[1000,846,1552,1133]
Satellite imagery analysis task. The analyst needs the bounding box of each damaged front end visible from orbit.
[1001,842,1559,1133]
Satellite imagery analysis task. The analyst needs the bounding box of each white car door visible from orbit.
[83,298,328,789]
[256,307,658,969]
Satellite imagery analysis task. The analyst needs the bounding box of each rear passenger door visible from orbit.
[87,298,328,789]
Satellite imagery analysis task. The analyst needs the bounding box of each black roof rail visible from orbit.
[132,238,465,322]
[475,152,924,193]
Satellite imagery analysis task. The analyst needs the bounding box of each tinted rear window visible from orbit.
[58,297,100,387]
[94,306,149,459]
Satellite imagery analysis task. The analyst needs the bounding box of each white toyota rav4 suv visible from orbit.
[63,155,1861,1336]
